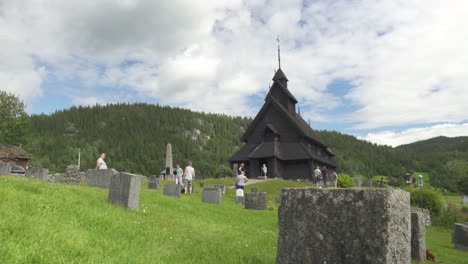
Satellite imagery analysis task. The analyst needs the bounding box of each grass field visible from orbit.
[1,176,467,263]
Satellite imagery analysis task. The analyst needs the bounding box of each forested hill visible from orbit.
[396,136,468,191]
[25,103,468,191]
[26,103,251,176]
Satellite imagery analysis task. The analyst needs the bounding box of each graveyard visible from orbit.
[0,175,466,263]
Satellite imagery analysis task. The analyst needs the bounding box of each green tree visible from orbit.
[0,90,29,145]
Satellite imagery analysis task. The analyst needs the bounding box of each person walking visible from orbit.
[261,164,267,178]
[175,164,183,186]
[313,166,321,186]
[96,153,108,170]
[331,170,338,188]
[322,166,328,187]
[237,170,248,190]
[183,162,195,194]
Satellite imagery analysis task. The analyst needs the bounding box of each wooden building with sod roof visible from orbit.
[229,67,336,179]
[0,144,31,169]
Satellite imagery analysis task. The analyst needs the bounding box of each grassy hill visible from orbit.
[1,177,466,263]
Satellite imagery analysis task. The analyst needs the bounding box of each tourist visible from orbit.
[322,166,328,187]
[183,161,195,194]
[96,153,107,170]
[175,164,183,186]
[239,163,245,175]
[261,164,267,178]
[331,170,338,187]
[313,166,321,186]
[237,170,248,190]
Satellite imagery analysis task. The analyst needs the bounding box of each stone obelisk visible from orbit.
[165,143,173,178]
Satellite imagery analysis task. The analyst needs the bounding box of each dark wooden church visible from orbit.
[230,66,336,179]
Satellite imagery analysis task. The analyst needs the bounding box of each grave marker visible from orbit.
[148,175,160,189]
[163,184,181,198]
[245,192,268,210]
[108,172,142,210]
[87,169,118,188]
[25,167,49,180]
[213,184,225,194]
[411,211,426,262]
[202,188,222,205]
[453,222,468,251]
[236,189,245,205]
[277,188,411,264]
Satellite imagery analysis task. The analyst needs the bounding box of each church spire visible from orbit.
[277,35,281,69]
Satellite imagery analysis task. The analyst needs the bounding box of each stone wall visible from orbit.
[277,188,411,264]
[63,164,81,185]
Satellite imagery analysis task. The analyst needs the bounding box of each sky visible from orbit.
[1,0,468,147]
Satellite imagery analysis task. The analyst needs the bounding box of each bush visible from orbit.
[337,174,356,188]
[433,207,462,228]
[407,186,445,215]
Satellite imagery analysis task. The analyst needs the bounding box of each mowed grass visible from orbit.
[0,177,308,263]
[2,177,466,263]
[425,226,468,264]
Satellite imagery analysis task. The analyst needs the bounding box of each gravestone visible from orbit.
[251,188,258,193]
[0,162,12,176]
[233,164,238,177]
[236,189,245,205]
[148,175,160,189]
[277,188,411,264]
[199,182,205,188]
[411,207,431,226]
[108,172,142,210]
[213,184,225,194]
[87,169,119,188]
[411,211,426,262]
[462,194,468,205]
[275,196,282,203]
[245,192,268,210]
[362,180,373,187]
[202,188,222,205]
[453,222,468,251]
[354,177,361,187]
[163,184,181,198]
[25,167,49,180]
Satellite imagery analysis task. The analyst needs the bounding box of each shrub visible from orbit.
[337,174,356,188]
[406,186,445,215]
[432,207,462,228]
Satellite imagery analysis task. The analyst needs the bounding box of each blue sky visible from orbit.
[1,0,468,146]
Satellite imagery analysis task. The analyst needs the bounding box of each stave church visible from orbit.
[230,51,336,179]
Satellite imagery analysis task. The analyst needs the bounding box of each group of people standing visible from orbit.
[175,162,195,194]
[313,165,338,188]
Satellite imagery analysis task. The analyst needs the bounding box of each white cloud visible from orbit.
[1,0,468,145]
[362,123,468,147]
[72,96,103,107]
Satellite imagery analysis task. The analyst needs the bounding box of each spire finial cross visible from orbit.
[277,35,281,69]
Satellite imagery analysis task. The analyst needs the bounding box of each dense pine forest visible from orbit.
[24,103,468,192]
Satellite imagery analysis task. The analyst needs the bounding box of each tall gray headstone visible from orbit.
[0,162,12,176]
[25,167,49,180]
[202,188,222,205]
[148,175,160,189]
[212,184,225,194]
[453,222,468,251]
[233,164,238,177]
[462,194,468,206]
[108,172,142,210]
[163,184,181,198]
[277,188,411,264]
[87,169,118,188]
[411,211,426,262]
[245,192,268,210]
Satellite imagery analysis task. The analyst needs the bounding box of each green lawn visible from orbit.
[1,177,466,263]
[445,194,464,209]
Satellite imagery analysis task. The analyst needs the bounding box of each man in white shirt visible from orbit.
[183,161,195,194]
[96,153,108,170]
